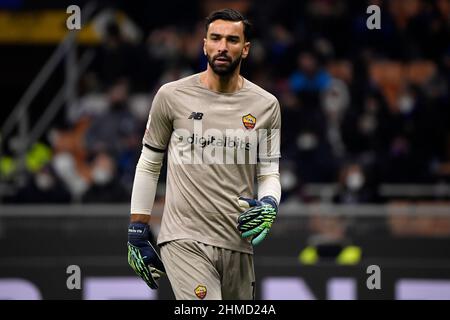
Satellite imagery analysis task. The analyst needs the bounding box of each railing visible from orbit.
[0,202,449,217]
[302,183,450,200]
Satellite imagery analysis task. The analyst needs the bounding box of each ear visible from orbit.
[241,41,251,59]
[203,38,207,56]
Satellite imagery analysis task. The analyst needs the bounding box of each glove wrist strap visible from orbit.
[128,222,150,243]
[260,196,278,211]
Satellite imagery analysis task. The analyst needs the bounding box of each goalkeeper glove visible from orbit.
[127,222,166,289]
[237,196,278,246]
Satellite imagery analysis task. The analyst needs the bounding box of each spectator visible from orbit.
[333,161,379,204]
[84,79,141,158]
[4,164,71,203]
[82,152,130,203]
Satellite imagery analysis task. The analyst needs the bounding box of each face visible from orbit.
[204,19,250,76]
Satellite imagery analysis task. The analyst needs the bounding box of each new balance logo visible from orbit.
[188,112,204,120]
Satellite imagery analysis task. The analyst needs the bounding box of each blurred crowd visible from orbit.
[1,0,449,205]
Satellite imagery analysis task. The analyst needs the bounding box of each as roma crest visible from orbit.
[242,113,256,130]
[194,285,207,299]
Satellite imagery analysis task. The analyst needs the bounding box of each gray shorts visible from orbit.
[160,239,255,300]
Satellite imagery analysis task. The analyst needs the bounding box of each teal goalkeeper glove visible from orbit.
[128,222,166,289]
[237,196,278,246]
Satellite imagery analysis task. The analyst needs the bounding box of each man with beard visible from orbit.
[127,8,281,300]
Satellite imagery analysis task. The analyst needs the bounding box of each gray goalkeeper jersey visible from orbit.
[143,73,281,254]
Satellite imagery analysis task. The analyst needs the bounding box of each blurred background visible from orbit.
[0,0,450,299]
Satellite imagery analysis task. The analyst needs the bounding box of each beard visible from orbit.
[207,52,242,76]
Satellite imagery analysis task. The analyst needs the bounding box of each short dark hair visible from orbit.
[205,8,252,41]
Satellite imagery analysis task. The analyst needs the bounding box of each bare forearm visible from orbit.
[130,213,151,224]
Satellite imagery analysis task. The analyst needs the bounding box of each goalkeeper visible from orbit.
[127,8,281,300]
